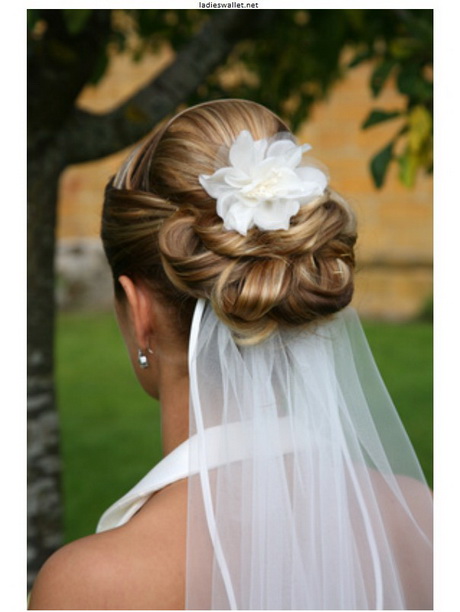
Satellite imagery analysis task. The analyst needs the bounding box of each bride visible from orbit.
[29,99,432,610]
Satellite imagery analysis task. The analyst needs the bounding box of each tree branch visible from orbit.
[62,10,274,165]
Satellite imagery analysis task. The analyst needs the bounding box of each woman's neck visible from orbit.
[157,363,190,457]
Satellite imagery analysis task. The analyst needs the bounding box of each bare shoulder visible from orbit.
[29,479,188,610]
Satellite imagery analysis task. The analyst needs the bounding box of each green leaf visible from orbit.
[396,66,432,101]
[347,48,374,68]
[398,149,418,188]
[89,50,110,85]
[370,59,395,97]
[370,141,394,188]
[407,105,432,154]
[389,37,419,60]
[362,109,401,129]
[62,9,93,36]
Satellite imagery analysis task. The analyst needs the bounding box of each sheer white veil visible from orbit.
[185,299,432,610]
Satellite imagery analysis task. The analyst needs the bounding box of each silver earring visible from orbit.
[137,349,149,369]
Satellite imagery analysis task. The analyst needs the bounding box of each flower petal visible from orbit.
[199,168,232,198]
[253,199,300,231]
[295,166,328,196]
[238,193,263,208]
[251,136,269,165]
[268,168,305,196]
[229,130,267,171]
[216,190,238,219]
[267,140,312,168]
[266,138,296,157]
[224,167,251,188]
[223,201,255,235]
[251,155,280,177]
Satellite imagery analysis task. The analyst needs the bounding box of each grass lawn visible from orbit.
[56,310,433,543]
[56,310,163,542]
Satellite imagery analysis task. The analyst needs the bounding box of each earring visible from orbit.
[137,348,149,369]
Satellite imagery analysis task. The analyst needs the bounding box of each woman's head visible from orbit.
[101,99,357,344]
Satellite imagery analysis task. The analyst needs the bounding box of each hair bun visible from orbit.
[102,100,357,344]
[159,190,356,344]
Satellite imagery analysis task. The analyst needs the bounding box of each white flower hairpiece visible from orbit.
[199,130,328,236]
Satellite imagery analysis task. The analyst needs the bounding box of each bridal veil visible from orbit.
[185,299,432,609]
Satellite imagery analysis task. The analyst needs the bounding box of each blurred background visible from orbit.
[28,8,433,591]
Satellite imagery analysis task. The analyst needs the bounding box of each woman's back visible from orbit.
[29,479,188,610]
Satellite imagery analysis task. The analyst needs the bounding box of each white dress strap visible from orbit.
[96,435,192,532]
[97,417,301,533]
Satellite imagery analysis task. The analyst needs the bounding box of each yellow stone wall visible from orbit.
[58,47,432,319]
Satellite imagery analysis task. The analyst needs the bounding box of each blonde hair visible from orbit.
[101,99,357,344]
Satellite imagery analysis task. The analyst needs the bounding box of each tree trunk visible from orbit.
[27,142,66,591]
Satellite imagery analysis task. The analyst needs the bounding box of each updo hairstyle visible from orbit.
[101,99,357,344]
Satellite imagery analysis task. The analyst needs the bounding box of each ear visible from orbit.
[117,275,154,350]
